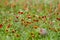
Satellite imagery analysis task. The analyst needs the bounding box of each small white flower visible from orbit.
[40,28,48,35]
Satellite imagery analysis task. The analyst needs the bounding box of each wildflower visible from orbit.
[4,0,8,6]
[15,20,18,22]
[31,35,35,38]
[16,16,19,19]
[58,3,60,10]
[33,15,35,17]
[15,34,20,37]
[5,29,8,32]
[56,18,60,21]
[11,3,16,7]
[12,30,16,33]
[33,19,39,22]
[49,9,52,13]
[56,12,59,15]
[49,27,57,32]
[39,16,41,19]
[24,4,28,11]
[31,32,35,38]
[39,28,48,35]
[42,16,46,18]
[18,11,23,14]
[0,24,3,28]
[33,26,38,29]
[49,21,54,25]
[27,16,31,19]
[7,24,12,28]
[21,19,24,21]
[21,21,25,25]
[27,14,31,19]
[27,21,32,24]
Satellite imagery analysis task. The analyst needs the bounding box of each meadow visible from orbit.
[0,0,60,40]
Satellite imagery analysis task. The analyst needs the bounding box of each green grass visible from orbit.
[0,0,60,40]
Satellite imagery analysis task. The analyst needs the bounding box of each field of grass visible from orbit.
[0,0,60,40]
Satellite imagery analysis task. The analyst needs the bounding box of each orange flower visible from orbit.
[16,16,19,19]
[56,18,60,21]
[16,34,20,37]
[31,35,35,38]
[31,32,35,38]
[11,3,16,7]
[58,3,60,10]
[33,26,38,29]
[21,19,24,21]
[15,20,18,22]
[4,0,8,6]
[42,16,46,18]
[12,30,16,33]
[18,11,23,14]
[21,21,25,25]
[5,29,8,32]
[0,24,3,28]
[49,21,54,25]
[7,24,12,28]
[27,22,32,24]
[21,21,28,26]
[33,15,35,17]
[42,16,46,22]
[31,32,34,35]
[24,4,28,11]
[27,16,31,19]
[27,14,31,19]
[49,27,57,32]
[33,19,39,22]
[39,16,41,19]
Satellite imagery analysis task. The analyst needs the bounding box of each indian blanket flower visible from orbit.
[11,3,16,8]
[27,14,32,19]
[56,18,60,21]
[15,34,20,37]
[12,30,16,33]
[21,19,24,21]
[58,3,60,10]
[15,20,18,22]
[18,11,24,14]
[7,24,12,28]
[16,16,19,19]
[0,24,3,28]
[49,27,57,32]
[33,26,38,29]
[5,29,8,32]
[24,4,29,11]
[33,19,39,22]
[4,0,9,6]
[31,32,35,38]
